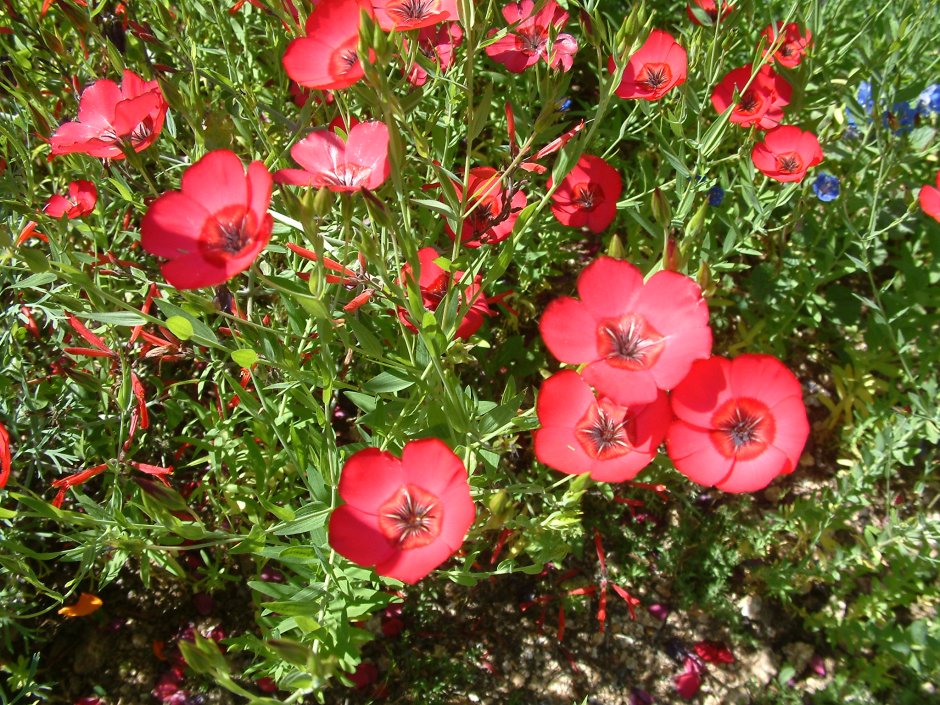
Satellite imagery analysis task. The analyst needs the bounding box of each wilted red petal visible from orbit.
[693,640,735,664]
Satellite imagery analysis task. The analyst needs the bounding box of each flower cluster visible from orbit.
[536,257,809,493]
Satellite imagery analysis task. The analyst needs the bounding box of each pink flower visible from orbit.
[761,21,812,68]
[711,64,792,130]
[539,257,712,406]
[373,0,458,31]
[43,180,97,218]
[328,438,476,584]
[406,22,463,87]
[275,120,390,192]
[751,126,823,183]
[666,354,809,493]
[486,0,578,73]
[534,370,671,482]
[549,155,622,233]
[49,69,167,159]
[141,150,273,290]
[610,30,687,101]
[686,0,733,25]
[444,167,527,247]
[397,247,492,340]
[282,0,374,90]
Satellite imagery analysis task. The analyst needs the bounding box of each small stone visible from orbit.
[782,642,814,674]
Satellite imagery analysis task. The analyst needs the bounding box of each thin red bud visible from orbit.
[124,407,138,452]
[594,528,607,575]
[489,528,513,565]
[505,102,517,155]
[343,289,373,312]
[64,347,115,358]
[286,243,357,277]
[610,583,640,620]
[51,463,107,489]
[566,586,597,597]
[66,313,116,355]
[131,373,149,430]
[597,584,608,633]
[0,422,11,489]
[557,605,565,642]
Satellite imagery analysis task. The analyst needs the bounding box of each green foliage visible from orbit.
[1,0,939,702]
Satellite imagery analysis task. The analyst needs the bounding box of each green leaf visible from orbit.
[164,315,194,341]
[231,348,259,367]
[273,503,330,536]
[363,371,414,394]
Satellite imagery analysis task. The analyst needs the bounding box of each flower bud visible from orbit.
[651,187,671,228]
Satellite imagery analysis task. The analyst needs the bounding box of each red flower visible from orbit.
[49,70,167,159]
[328,438,476,584]
[485,0,578,73]
[711,64,791,129]
[548,155,622,233]
[406,22,463,87]
[398,247,491,340]
[43,180,97,218]
[373,0,458,31]
[686,0,733,25]
[761,21,812,68]
[534,371,671,482]
[540,257,712,406]
[919,171,940,222]
[282,0,374,90]
[141,150,273,290]
[445,167,527,247]
[0,422,11,489]
[666,354,809,493]
[751,126,823,183]
[610,30,687,101]
[275,120,390,192]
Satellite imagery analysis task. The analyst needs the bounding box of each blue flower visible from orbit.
[707,185,725,206]
[555,97,572,112]
[917,83,940,114]
[856,81,873,112]
[812,173,840,202]
[882,101,919,134]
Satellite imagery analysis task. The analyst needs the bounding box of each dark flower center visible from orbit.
[515,26,548,55]
[323,162,368,188]
[377,484,443,549]
[130,118,154,147]
[776,152,803,173]
[572,183,602,210]
[575,401,634,460]
[330,39,361,78]
[596,313,665,371]
[640,63,671,92]
[709,397,775,460]
[200,204,257,263]
[390,0,436,21]
[737,91,761,115]
[780,44,793,57]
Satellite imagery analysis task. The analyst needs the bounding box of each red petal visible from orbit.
[400,438,467,496]
[180,150,248,216]
[140,191,210,259]
[376,538,455,584]
[536,371,595,428]
[665,419,735,487]
[576,257,643,320]
[717,445,790,493]
[338,447,404,511]
[329,504,396,568]
[539,297,598,364]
